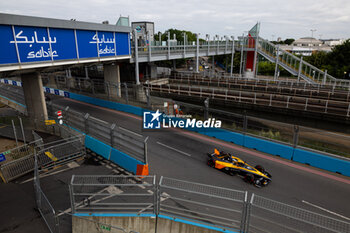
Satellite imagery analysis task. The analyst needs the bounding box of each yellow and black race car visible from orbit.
[207,149,272,187]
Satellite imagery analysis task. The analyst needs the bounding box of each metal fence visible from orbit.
[68,175,350,233]
[48,102,148,163]
[0,132,43,182]
[37,136,85,169]
[34,157,139,233]
[246,194,350,233]
[0,133,85,182]
[158,176,248,232]
[70,175,156,214]
[34,151,60,233]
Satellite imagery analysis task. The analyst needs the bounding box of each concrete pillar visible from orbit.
[148,63,157,79]
[104,63,121,98]
[21,72,48,121]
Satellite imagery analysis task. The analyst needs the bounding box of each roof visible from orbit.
[293,37,322,44]
[0,13,131,33]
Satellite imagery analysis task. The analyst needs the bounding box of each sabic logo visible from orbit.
[143,110,162,129]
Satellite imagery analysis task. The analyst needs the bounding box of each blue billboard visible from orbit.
[0,25,130,66]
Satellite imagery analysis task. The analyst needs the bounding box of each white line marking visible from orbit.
[105,165,112,169]
[302,200,350,221]
[119,126,143,137]
[156,141,191,157]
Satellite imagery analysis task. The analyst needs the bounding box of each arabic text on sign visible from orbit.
[89,34,115,44]
[10,31,57,44]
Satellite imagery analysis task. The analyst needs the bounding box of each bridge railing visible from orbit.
[134,40,238,58]
[258,37,350,87]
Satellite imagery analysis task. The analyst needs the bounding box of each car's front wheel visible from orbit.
[244,174,254,184]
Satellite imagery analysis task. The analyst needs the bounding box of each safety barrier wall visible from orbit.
[1,79,349,177]
[69,92,143,116]
[84,135,146,174]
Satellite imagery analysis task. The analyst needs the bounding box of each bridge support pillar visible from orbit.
[21,72,48,122]
[104,63,121,98]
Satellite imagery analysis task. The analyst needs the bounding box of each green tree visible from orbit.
[283,38,295,45]
[304,39,350,79]
[154,29,198,42]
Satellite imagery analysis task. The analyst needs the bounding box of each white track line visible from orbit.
[156,141,191,157]
[302,200,350,221]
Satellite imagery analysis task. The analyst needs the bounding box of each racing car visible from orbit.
[207,149,272,187]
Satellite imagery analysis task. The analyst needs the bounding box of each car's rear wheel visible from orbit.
[207,159,215,167]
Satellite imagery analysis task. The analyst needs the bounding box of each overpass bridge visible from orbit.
[0,13,349,126]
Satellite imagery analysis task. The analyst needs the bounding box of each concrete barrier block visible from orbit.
[84,135,111,160]
[244,135,294,160]
[109,148,145,174]
[293,149,350,176]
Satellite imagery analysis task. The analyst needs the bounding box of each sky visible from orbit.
[1,0,350,40]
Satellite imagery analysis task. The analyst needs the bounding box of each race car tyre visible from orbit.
[255,165,265,173]
[244,174,254,184]
[207,159,215,167]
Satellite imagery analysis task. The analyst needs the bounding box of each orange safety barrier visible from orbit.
[136,164,149,176]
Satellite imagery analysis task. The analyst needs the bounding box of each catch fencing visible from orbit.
[158,176,248,232]
[68,175,350,233]
[48,102,148,164]
[246,194,350,233]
